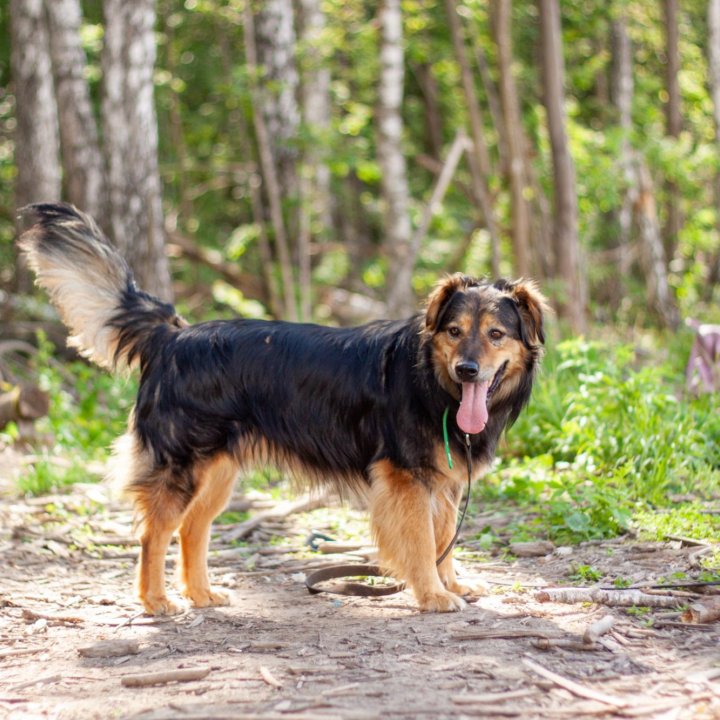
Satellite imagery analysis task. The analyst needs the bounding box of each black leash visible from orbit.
[305,433,473,597]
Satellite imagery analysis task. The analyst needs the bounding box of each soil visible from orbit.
[1,478,719,720]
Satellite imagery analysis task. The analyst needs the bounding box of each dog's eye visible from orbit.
[489,328,505,341]
[447,326,462,338]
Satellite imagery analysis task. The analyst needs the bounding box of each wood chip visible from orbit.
[583,615,616,644]
[260,665,283,689]
[121,667,211,687]
[509,541,555,557]
[78,639,140,658]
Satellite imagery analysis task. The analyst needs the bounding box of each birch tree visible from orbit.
[10,0,61,291]
[538,0,585,332]
[377,0,415,319]
[707,0,720,287]
[46,0,106,219]
[102,0,172,301]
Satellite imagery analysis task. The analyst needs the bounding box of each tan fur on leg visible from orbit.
[178,455,237,607]
[369,460,465,612]
[134,486,187,616]
[433,486,474,597]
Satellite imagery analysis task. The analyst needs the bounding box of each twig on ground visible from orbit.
[21,608,84,625]
[121,667,211,687]
[78,639,140,658]
[449,628,564,641]
[522,657,627,708]
[220,494,328,543]
[452,689,536,705]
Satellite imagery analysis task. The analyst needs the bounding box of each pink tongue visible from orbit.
[457,381,489,434]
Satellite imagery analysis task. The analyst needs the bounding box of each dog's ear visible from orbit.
[506,279,548,347]
[424,273,471,333]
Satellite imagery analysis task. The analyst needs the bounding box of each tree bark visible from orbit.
[101,0,172,301]
[493,0,532,278]
[707,0,720,288]
[663,0,682,262]
[45,0,107,220]
[445,0,502,278]
[297,0,333,320]
[10,0,62,292]
[377,0,415,319]
[254,0,301,210]
[244,2,298,320]
[610,15,634,281]
[538,0,585,332]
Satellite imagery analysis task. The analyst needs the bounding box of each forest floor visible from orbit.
[0,471,719,720]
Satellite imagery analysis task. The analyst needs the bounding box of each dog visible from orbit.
[18,202,547,614]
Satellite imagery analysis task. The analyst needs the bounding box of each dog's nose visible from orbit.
[455,360,479,381]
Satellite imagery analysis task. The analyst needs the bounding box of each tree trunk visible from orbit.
[610,15,634,279]
[538,0,585,332]
[254,0,301,213]
[445,0,502,277]
[297,0,333,321]
[243,2,298,320]
[663,0,682,262]
[493,0,532,278]
[45,0,107,220]
[634,158,679,328]
[10,0,61,292]
[377,0,415,319]
[101,0,172,301]
[413,62,444,161]
[707,0,720,289]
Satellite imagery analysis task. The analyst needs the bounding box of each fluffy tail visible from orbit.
[17,202,184,371]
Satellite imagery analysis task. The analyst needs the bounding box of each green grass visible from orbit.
[479,336,720,543]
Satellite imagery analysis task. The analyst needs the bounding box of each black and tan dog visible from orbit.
[19,203,546,614]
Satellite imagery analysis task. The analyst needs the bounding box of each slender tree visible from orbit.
[538,0,585,332]
[10,0,61,291]
[663,0,682,261]
[493,0,532,278]
[102,0,172,301]
[46,0,107,220]
[297,0,333,320]
[445,0,502,277]
[707,0,720,288]
[377,0,415,319]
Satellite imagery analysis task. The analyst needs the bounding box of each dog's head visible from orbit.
[422,274,548,434]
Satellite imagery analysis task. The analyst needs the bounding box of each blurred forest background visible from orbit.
[0,0,718,547]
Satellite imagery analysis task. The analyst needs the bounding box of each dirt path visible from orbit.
[1,485,718,720]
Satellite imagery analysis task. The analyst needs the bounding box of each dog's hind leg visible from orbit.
[132,478,189,616]
[369,460,465,613]
[177,454,237,608]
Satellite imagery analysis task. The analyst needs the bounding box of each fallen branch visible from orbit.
[452,689,536,705]
[449,628,563,641]
[0,647,45,659]
[681,596,720,624]
[121,667,211,687]
[219,494,328,543]
[535,587,682,608]
[509,540,555,557]
[531,637,601,652]
[522,657,627,708]
[21,608,84,625]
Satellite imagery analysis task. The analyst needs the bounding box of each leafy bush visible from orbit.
[4,333,137,495]
[484,337,720,542]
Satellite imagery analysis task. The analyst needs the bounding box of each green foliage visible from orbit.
[481,336,720,543]
[9,333,137,496]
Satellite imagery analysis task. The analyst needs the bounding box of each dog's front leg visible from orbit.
[369,460,465,612]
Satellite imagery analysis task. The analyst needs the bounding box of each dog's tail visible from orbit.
[17,202,185,371]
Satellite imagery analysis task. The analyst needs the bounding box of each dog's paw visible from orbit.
[182,586,230,608]
[141,594,182,616]
[445,579,488,598]
[418,589,466,613]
